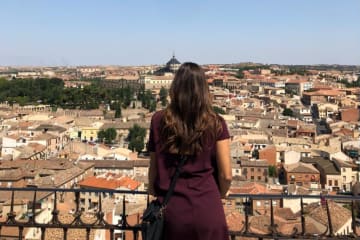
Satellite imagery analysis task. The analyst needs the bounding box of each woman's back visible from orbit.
[148,110,230,240]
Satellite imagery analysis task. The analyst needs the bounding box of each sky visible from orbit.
[0,0,360,66]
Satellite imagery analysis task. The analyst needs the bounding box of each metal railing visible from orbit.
[0,187,359,240]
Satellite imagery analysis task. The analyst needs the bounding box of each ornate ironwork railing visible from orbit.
[0,187,359,240]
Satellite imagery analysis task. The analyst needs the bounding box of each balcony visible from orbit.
[0,187,359,239]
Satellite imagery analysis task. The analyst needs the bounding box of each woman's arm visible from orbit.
[216,138,232,198]
[148,152,157,196]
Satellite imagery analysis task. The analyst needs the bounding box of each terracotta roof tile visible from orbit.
[230,182,269,194]
[78,174,141,190]
[284,162,319,174]
[308,200,351,233]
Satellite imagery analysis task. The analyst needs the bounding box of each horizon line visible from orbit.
[1,62,360,68]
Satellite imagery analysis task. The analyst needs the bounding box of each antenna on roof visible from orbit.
[172,51,176,74]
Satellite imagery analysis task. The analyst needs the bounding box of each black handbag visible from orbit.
[141,155,187,240]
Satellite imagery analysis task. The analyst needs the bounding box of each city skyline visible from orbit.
[1,0,360,66]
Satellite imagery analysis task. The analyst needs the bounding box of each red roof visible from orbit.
[286,79,308,84]
[230,182,269,194]
[303,89,343,96]
[78,174,140,190]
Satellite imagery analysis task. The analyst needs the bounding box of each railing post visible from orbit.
[41,227,46,240]
[71,190,84,225]
[51,190,60,224]
[325,200,334,237]
[244,196,250,234]
[19,226,24,240]
[96,192,105,225]
[86,228,90,240]
[269,198,278,238]
[352,200,357,235]
[120,195,128,227]
[109,229,114,240]
[29,190,37,224]
[75,191,80,213]
[6,190,16,224]
[133,229,138,240]
[63,228,68,240]
[300,197,305,235]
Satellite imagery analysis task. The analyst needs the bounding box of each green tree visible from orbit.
[97,130,106,143]
[105,128,117,144]
[114,103,122,118]
[0,77,142,110]
[337,77,360,88]
[268,166,277,177]
[128,124,146,153]
[149,101,157,112]
[159,87,168,106]
[282,108,293,117]
[236,70,244,79]
[123,86,133,108]
[213,106,226,114]
[98,128,117,144]
[140,90,155,109]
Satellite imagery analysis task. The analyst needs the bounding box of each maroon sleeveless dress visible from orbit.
[148,111,230,240]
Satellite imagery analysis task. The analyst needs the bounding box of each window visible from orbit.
[251,168,254,172]
[257,168,261,172]
[251,176,254,181]
[334,180,338,186]
[342,168,346,172]
[329,180,332,186]
[343,176,346,183]
[257,176,261,181]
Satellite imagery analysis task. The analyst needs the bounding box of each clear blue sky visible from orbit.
[1,0,359,66]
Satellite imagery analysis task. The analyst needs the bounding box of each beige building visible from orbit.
[277,149,301,165]
[333,159,357,191]
[140,73,174,92]
[316,103,339,119]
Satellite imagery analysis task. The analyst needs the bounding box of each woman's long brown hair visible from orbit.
[160,62,222,155]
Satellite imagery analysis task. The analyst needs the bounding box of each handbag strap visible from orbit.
[162,155,188,206]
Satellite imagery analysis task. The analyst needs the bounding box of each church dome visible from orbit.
[153,54,181,75]
[166,55,181,66]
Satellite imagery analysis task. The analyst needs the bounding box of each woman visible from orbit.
[148,62,232,240]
